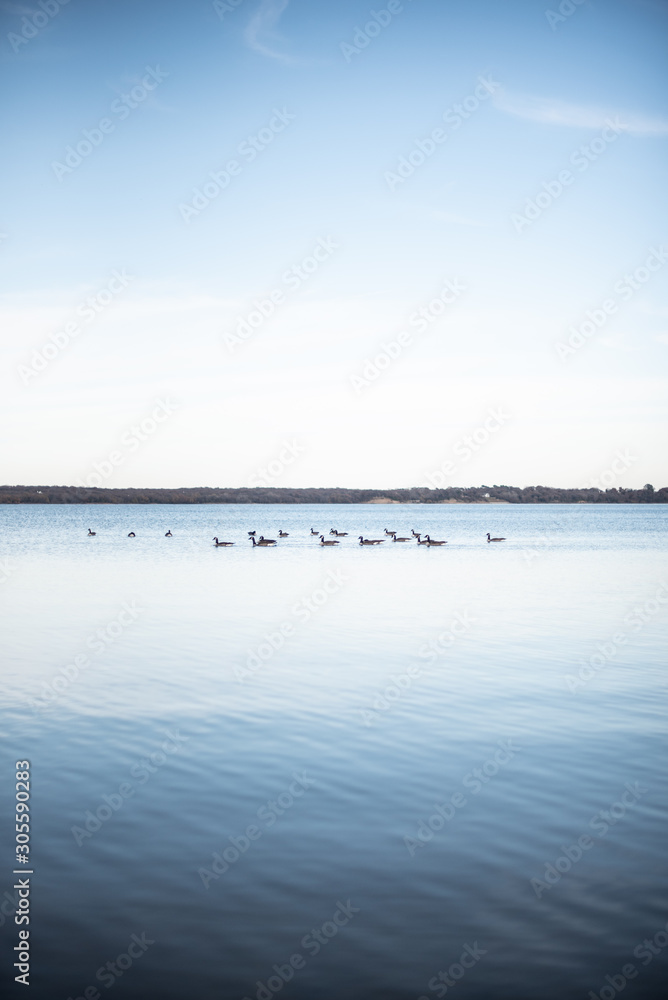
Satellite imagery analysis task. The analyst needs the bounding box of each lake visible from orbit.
[1,503,666,999]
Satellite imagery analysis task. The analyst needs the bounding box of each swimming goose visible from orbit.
[310,528,319,535]
[330,529,349,536]
[486,533,506,542]
[415,535,429,544]
[213,537,234,546]
[411,529,421,537]
[358,536,384,545]
[392,535,410,542]
[87,528,96,536]
[278,530,289,537]
[127,532,136,537]
[165,530,173,537]
[424,534,447,546]
[250,536,276,546]
[384,528,396,536]
[320,535,340,546]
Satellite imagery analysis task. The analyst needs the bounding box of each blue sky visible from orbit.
[1,0,667,488]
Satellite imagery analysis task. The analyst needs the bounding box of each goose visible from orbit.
[87,528,96,536]
[213,537,234,547]
[358,536,384,545]
[310,528,319,535]
[415,535,430,544]
[330,529,349,536]
[127,532,136,537]
[392,534,410,542]
[384,528,396,536]
[320,535,340,546]
[248,531,256,536]
[251,536,276,546]
[165,530,173,537]
[424,534,447,546]
[486,533,506,542]
[278,530,289,537]
[411,529,421,537]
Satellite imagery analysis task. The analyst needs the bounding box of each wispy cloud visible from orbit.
[245,0,292,63]
[493,90,668,136]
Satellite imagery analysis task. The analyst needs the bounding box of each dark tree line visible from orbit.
[0,484,665,504]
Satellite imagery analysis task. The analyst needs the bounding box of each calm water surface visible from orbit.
[1,504,667,999]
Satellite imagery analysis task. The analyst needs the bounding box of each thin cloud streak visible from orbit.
[494,90,668,135]
[244,0,292,63]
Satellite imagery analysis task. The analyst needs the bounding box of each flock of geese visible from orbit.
[88,527,506,547]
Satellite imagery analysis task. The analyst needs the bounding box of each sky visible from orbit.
[1,0,667,490]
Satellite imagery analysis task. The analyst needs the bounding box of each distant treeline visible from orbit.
[0,485,666,504]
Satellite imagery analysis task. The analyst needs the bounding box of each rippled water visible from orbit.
[1,503,667,999]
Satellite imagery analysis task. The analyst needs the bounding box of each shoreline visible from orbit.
[0,499,665,506]
[0,487,665,506]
